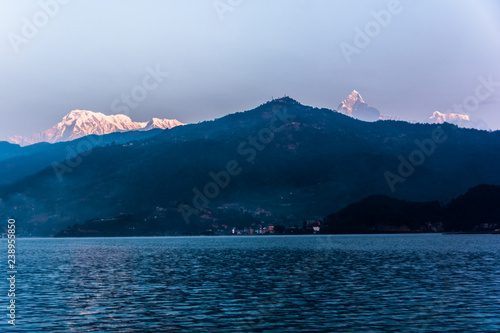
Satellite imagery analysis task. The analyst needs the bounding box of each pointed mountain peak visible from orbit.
[348,90,364,102]
[341,90,364,106]
[336,90,384,122]
[338,90,366,117]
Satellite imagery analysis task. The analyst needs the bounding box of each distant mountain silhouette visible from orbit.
[1,97,500,236]
[444,184,500,231]
[324,184,500,233]
[0,129,165,185]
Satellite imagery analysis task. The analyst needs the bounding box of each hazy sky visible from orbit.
[1,0,500,137]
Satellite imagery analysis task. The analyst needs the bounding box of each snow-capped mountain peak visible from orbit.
[426,111,489,130]
[6,110,184,146]
[428,111,470,124]
[336,90,388,122]
[338,90,365,117]
[143,118,184,131]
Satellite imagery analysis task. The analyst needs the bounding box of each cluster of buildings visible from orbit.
[205,220,324,236]
[230,225,276,235]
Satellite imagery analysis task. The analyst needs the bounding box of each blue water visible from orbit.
[1,234,499,332]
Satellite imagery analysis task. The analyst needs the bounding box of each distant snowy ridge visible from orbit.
[6,110,184,146]
[426,111,489,130]
[142,117,183,131]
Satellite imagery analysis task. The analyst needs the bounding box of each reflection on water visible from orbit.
[1,235,499,332]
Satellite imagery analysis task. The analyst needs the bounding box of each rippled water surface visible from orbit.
[1,234,500,332]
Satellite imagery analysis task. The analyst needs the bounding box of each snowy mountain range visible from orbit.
[426,111,489,130]
[4,93,489,147]
[337,90,489,130]
[6,110,183,146]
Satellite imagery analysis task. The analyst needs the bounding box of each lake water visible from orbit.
[1,234,499,332]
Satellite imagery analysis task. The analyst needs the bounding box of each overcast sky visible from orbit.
[1,0,500,138]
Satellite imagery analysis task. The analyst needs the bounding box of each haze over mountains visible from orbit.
[2,91,489,148]
[6,110,183,146]
[1,97,499,236]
